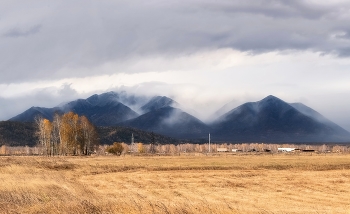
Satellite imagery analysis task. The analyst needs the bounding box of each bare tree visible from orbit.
[35,116,52,156]
[149,132,156,154]
[80,116,98,155]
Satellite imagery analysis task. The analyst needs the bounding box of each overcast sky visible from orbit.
[1,0,350,130]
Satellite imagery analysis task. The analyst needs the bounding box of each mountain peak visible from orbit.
[260,95,282,102]
[85,92,120,106]
[140,96,179,113]
[257,95,291,111]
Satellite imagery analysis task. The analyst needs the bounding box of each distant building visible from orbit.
[217,148,228,152]
[278,148,295,152]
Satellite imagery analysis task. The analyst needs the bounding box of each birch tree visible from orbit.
[36,112,99,156]
[80,115,98,155]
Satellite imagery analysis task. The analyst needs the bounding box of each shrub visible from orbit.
[107,142,124,156]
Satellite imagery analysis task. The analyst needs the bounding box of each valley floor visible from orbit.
[0,153,350,213]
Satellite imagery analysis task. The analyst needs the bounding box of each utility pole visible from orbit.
[131,133,135,153]
[209,133,211,153]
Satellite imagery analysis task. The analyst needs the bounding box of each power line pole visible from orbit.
[131,133,135,153]
[209,133,211,153]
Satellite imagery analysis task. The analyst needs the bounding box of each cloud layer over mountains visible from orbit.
[1,1,350,131]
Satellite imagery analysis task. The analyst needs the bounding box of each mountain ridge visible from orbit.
[9,92,140,126]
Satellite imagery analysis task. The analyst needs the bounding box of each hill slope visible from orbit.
[98,126,179,145]
[290,102,350,136]
[0,121,37,147]
[0,121,178,146]
[10,107,63,122]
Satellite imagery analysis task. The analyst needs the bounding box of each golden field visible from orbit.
[0,153,350,213]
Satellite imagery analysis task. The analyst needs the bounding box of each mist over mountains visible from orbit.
[8,92,350,143]
[120,106,211,139]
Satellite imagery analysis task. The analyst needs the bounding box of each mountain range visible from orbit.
[8,92,350,143]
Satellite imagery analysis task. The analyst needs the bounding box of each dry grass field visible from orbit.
[0,153,350,213]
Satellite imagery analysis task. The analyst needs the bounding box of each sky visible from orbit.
[1,0,350,130]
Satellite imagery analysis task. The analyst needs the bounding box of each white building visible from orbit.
[278,148,295,152]
[217,148,228,152]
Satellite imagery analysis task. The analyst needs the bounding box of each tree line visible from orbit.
[100,142,350,155]
[35,112,98,156]
[1,143,350,156]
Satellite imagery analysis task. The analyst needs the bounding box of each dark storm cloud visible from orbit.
[1,0,350,83]
[3,25,41,38]
[203,0,329,19]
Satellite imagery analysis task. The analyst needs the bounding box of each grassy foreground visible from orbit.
[0,153,350,213]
